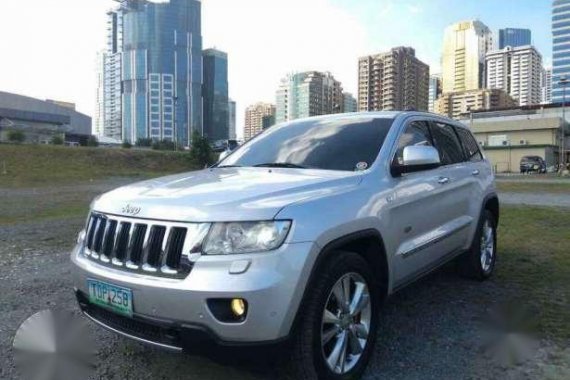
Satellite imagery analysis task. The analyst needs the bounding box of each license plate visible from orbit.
[87,279,133,317]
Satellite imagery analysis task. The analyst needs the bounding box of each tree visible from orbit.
[189,131,214,166]
[87,135,99,147]
[7,130,25,143]
[51,135,64,145]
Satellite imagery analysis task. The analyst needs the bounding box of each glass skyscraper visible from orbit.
[97,0,202,145]
[553,0,570,104]
[202,49,229,141]
[498,28,531,49]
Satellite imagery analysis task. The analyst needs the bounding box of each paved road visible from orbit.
[500,192,570,208]
[496,177,570,184]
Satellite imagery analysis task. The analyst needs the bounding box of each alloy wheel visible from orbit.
[480,220,495,273]
[321,272,372,374]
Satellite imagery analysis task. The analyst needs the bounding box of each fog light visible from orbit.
[207,298,248,322]
[231,298,246,317]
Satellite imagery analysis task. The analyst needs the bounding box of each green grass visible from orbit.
[0,144,201,188]
[0,199,88,225]
[498,206,570,340]
[497,182,570,194]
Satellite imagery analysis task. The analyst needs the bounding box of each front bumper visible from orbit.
[71,241,318,348]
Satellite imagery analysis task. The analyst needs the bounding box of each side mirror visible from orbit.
[392,145,441,176]
[218,150,230,162]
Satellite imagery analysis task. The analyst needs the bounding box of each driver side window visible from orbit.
[395,121,434,165]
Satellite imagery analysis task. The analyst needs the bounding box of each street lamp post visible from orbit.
[173,96,179,152]
[559,77,569,173]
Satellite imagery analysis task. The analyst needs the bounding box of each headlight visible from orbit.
[203,221,291,255]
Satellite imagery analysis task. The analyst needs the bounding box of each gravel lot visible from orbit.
[1,180,569,380]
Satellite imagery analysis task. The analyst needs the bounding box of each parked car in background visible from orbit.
[520,156,547,174]
[212,139,239,153]
[71,112,499,380]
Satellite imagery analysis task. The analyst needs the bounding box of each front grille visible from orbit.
[83,213,209,278]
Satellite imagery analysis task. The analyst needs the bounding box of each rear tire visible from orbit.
[457,209,497,280]
[286,251,379,380]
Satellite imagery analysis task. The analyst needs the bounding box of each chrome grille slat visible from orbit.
[82,213,206,278]
[100,219,116,263]
[113,222,131,264]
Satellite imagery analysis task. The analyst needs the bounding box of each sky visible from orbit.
[0,0,552,139]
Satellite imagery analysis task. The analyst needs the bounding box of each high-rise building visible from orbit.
[434,89,517,119]
[358,47,430,112]
[441,20,493,93]
[486,45,543,106]
[202,48,229,141]
[499,28,532,49]
[428,74,442,112]
[244,102,276,140]
[343,93,357,113]
[275,71,343,124]
[228,99,236,139]
[96,0,203,145]
[94,51,106,137]
[552,0,570,104]
[94,9,124,141]
[542,67,553,104]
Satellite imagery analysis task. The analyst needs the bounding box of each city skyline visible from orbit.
[0,0,553,138]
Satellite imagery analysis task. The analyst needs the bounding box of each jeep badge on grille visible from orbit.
[122,204,141,216]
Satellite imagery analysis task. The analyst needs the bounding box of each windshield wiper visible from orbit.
[215,164,242,168]
[254,162,308,169]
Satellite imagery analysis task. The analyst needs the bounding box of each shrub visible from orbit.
[151,139,176,151]
[51,135,64,145]
[7,130,25,143]
[189,131,214,166]
[122,141,132,149]
[136,138,153,147]
[86,136,99,147]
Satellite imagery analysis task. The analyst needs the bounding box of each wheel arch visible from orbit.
[289,230,389,335]
[483,193,500,227]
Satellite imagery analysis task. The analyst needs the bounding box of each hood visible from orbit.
[92,168,362,222]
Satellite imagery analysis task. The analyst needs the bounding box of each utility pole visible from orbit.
[559,77,569,174]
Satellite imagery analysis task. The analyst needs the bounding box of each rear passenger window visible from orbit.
[456,128,483,162]
[395,121,434,165]
[430,122,465,165]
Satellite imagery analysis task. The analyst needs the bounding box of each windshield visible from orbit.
[219,116,394,171]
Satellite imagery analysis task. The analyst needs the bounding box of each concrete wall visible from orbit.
[473,129,558,147]
[483,147,555,173]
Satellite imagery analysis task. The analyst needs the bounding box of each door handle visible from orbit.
[438,177,450,185]
[472,169,480,176]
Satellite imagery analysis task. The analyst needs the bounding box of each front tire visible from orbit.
[458,209,497,280]
[287,251,379,380]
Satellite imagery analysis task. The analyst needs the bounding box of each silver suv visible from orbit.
[71,112,499,380]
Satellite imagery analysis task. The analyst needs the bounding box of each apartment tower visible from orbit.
[358,47,429,112]
[244,102,276,140]
[275,71,343,124]
[486,45,543,106]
